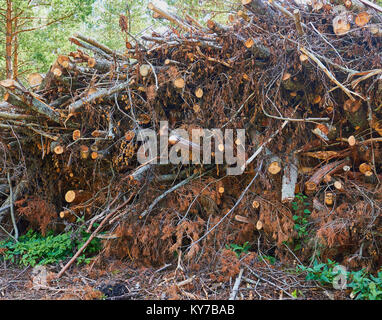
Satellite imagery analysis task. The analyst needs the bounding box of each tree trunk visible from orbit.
[12,17,19,79]
[5,0,13,79]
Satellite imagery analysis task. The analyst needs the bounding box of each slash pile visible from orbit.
[1,0,382,274]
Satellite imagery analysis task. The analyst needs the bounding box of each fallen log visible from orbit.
[2,88,62,125]
[68,80,133,114]
[305,159,348,193]
[64,190,92,205]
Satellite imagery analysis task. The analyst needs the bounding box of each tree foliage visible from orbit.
[0,0,233,79]
[0,0,95,78]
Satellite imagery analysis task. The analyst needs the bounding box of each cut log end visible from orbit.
[54,145,64,155]
[72,129,81,141]
[268,161,282,175]
[305,181,317,192]
[125,130,135,141]
[333,14,351,35]
[195,87,204,98]
[365,171,373,177]
[324,192,334,206]
[282,72,291,81]
[348,135,356,146]
[252,200,260,209]
[80,145,89,159]
[147,2,155,10]
[355,12,370,27]
[359,163,372,174]
[139,64,151,77]
[65,190,91,204]
[173,77,185,89]
[193,104,200,113]
[53,67,62,77]
[334,181,343,190]
[244,38,255,49]
[59,211,68,219]
[299,54,308,63]
[65,190,76,203]
[87,57,96,68]
[27,73,44,87]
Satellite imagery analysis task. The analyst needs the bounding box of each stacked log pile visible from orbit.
[1,0,382,272]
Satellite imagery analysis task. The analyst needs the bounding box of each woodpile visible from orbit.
[1,0,382,272]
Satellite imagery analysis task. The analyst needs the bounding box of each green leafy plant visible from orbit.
[258,255,276,265]
[225,241,250,258]
[291,193,311,251]
[292,194,311,237]
[297,259,340,285]
[291,289,303,298]
[297,259,382,300]
[0,227,101,267]
[348,269,382,300]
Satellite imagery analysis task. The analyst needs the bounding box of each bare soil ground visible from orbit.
[0,257,346,300]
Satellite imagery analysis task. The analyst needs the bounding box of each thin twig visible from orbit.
[140,171,204,218]
[229,268,244,300]
[187,161,263,251]
[243,265,295,299]
[57,196,130,278]
[300,47,364,101]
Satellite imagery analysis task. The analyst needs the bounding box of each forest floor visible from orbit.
[0,256,347,300]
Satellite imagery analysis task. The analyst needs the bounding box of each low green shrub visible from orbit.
[0,227,101,267]
[225,241,251,258]
[297,259,382,300]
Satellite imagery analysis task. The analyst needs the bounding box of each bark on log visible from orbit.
[235,214,257,225]
[59,204,91,221]
[206,20,231,34]
[0,184,10,194]
[65,190,92,204]
[87,57,113,73]
[68,80,133,114]
[73,34,124,59]
[3,90,63,125]
[0,111,34,120]
[249,129,281,175]
[305,159,348,192]
[128,164,153,182]
[242,0,269,15]
[69,37,113,61]
[293,9,304,36]
[343,99,368,129]
[148,2,194,33]
[281,155,298,203]
[242,37,270,60]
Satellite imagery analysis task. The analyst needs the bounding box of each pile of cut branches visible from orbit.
[1,0,382,275]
